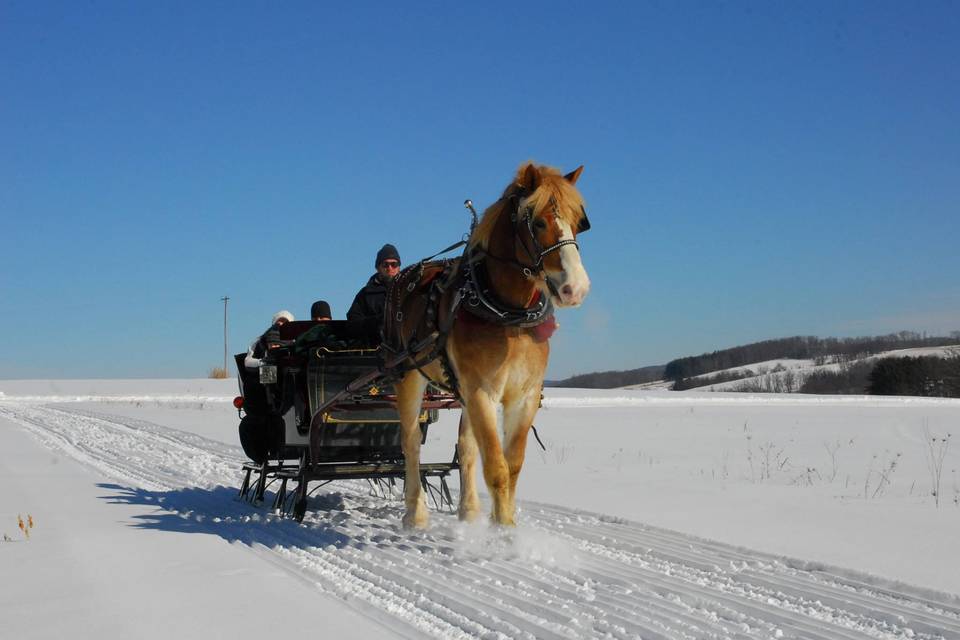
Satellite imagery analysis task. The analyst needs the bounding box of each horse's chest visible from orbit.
[450,328,547,385]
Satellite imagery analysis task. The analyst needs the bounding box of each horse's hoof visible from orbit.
[402,511,429,530]
[457,507,481,523]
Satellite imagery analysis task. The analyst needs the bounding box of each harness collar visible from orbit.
[460,248,554,328]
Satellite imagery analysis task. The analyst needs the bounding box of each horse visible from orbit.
[384,162,592,528]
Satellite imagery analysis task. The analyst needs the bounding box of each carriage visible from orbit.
[234,162,591,528]
[233,319,460,521]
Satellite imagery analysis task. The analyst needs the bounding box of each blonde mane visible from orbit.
[469,164,586,251]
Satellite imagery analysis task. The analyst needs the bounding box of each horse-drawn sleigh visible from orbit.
[234,162,592,527]
[234,320,461,521]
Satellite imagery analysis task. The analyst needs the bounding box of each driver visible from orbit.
[347,244,401,338]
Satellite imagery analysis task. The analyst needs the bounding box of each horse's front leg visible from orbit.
[456,411,482,522]
[502,390,541,519]
[463,389,512,525]
[396,371,430,529]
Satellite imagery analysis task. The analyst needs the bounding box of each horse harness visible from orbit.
[381,257,462,395]
[381,189,588,398]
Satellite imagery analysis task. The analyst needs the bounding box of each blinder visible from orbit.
[577,206,591,234]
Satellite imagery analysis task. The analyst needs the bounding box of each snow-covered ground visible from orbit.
[2,379,960,639]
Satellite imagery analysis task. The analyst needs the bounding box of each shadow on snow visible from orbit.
[96,482,580,568]
[94,482,413,550]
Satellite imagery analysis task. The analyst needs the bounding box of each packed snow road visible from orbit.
[2,401,958,640]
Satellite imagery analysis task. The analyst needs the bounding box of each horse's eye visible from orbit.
[532,218,547,231]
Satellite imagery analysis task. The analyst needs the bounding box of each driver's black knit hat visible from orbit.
[375,244,400,268]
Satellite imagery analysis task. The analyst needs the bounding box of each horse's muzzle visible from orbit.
[547,272,590,308]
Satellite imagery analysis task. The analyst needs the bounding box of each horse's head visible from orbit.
[510,162,592,308]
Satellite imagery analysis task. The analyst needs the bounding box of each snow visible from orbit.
[686,359,815,381]
[2,379,960,639]
[0,407,394,639]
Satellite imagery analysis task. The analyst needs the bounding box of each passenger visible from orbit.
[244,310,294,370]
[347,244,401,338]
[310,300,332,321]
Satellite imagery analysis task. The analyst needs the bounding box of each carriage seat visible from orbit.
[278,320,378,351]
[276,320,326,341]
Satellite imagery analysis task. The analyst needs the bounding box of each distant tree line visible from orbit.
[664,331,960,382]
[746,356,960,397]
[548,331,959,391]
[736,369,803,393]
[672,368,758,390]
[546,365,666,389]
[867,356,960,397]
[798,361,875,394]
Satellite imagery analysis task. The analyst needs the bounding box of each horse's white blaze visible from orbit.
[554,219,590,307]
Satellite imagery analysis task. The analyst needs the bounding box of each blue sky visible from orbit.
[2,1,958,379]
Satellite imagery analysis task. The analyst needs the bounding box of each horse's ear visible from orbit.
[564,165,584,185]
[517,163,541,194]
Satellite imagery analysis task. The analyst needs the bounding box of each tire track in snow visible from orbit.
[2,402,958,640]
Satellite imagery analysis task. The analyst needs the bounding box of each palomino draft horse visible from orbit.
[386,162,591,528]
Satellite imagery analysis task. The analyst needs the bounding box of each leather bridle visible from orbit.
[475,190,591,298]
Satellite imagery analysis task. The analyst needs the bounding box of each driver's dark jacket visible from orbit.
[347,274,388,337]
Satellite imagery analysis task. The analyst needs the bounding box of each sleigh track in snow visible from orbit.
[2,401,958,640]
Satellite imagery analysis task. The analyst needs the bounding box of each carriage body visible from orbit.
[234,320,458,519]
[235,320,440,464]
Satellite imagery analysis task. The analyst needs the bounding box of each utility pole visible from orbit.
[220,296,229,372]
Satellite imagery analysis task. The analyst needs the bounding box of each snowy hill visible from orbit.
[693,344,960,392]
[623,345,960,393]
